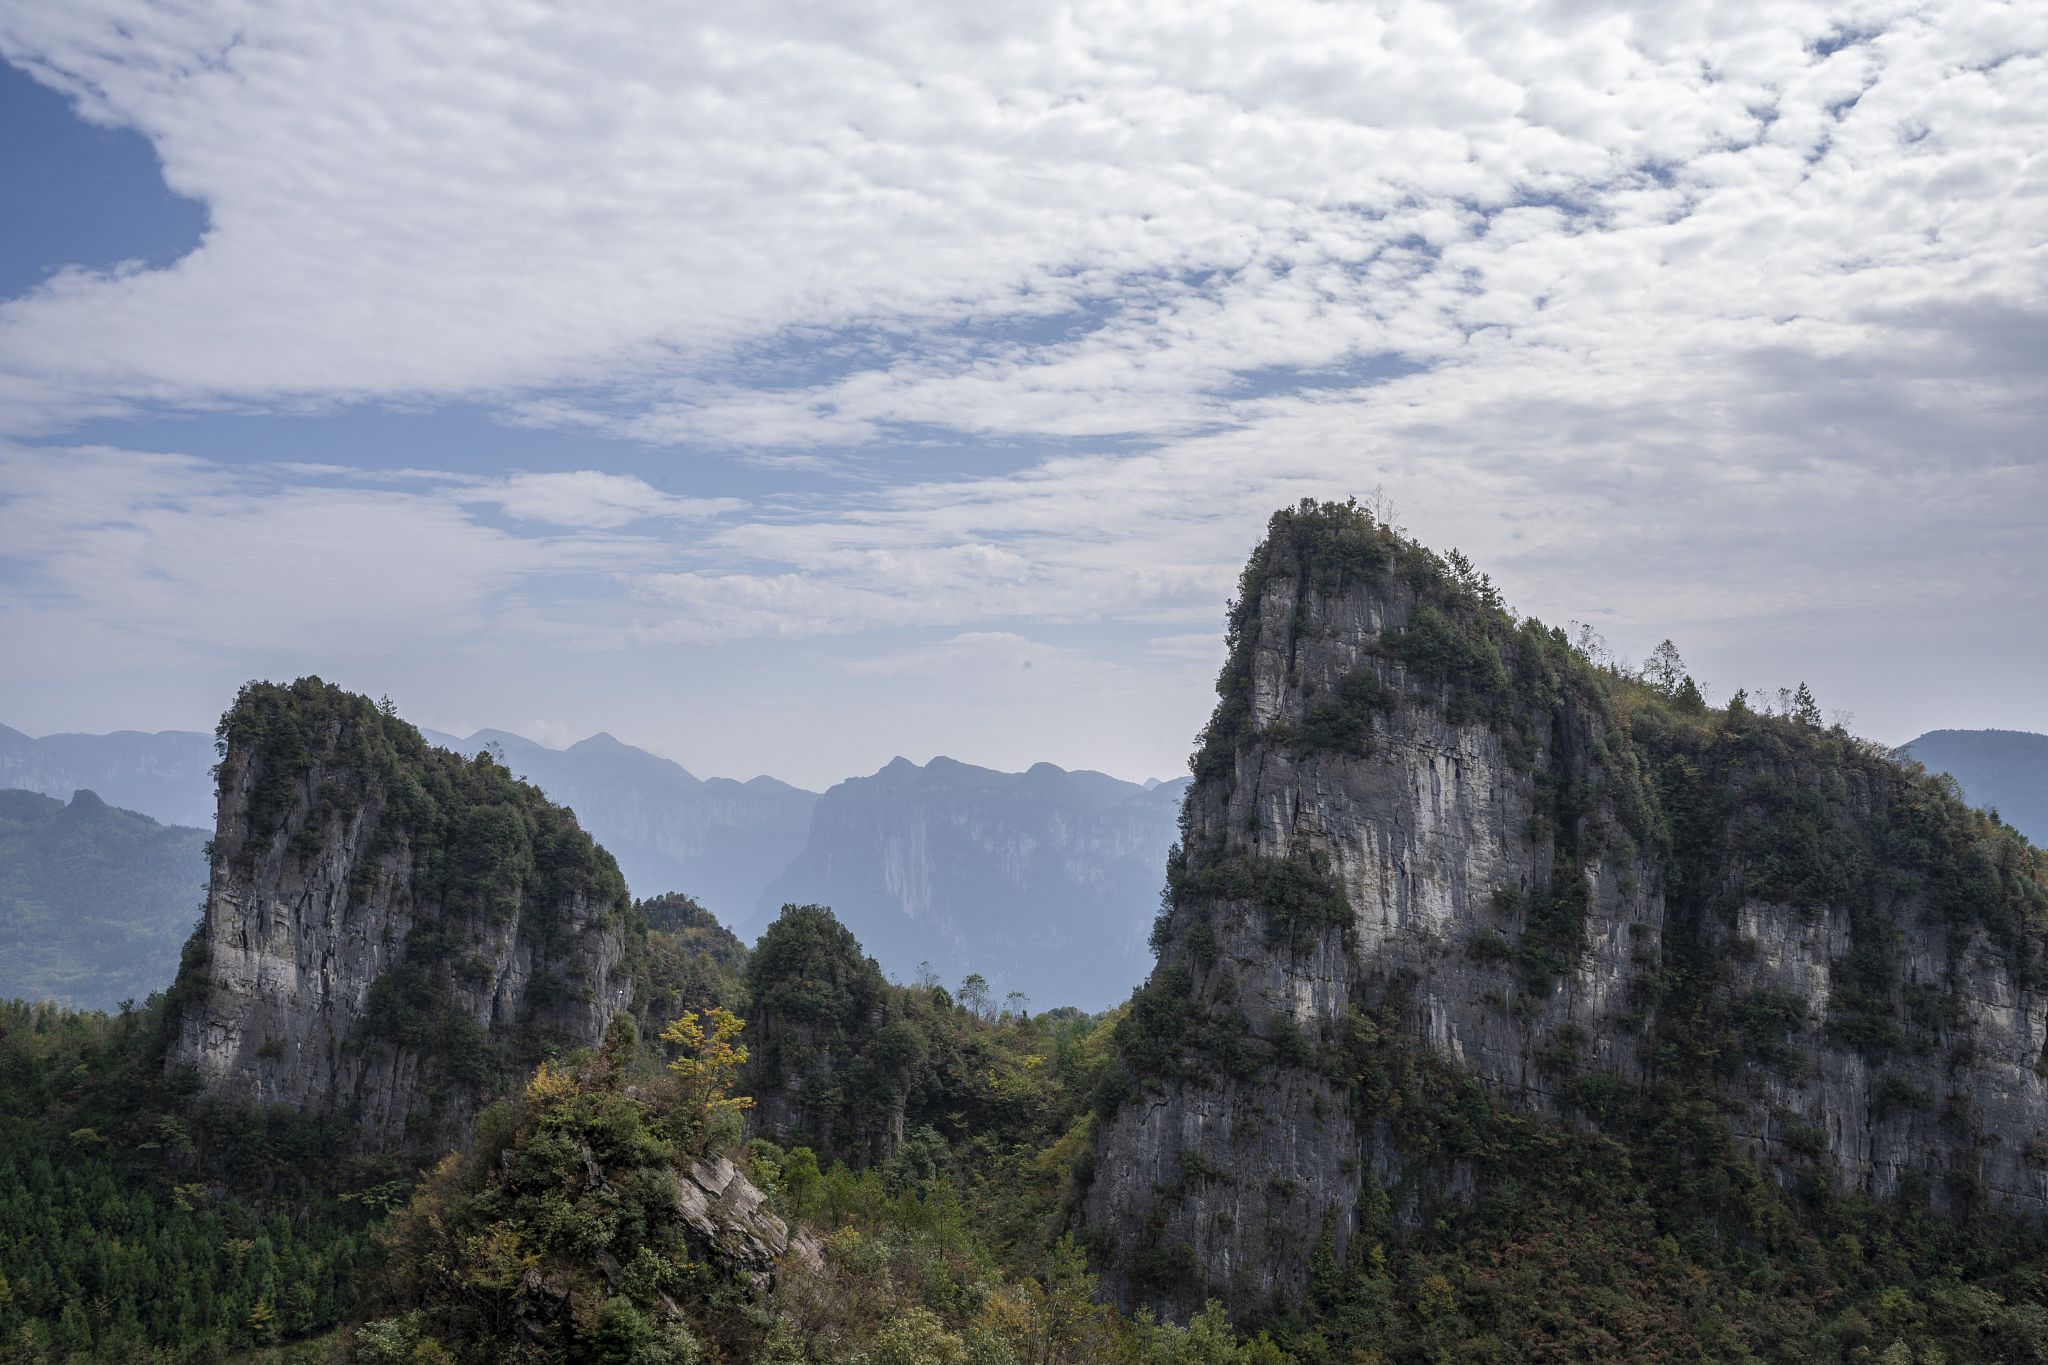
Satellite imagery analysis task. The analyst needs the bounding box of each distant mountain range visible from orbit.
[0,719,1187,1010]
[760,757,1189,1010]
[0,789,208,1009]
[0,723,217,827]
[6,715,2036,1012]
[416,727,818,921]
[1901,729,2047,845]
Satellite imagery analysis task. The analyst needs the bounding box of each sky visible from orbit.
[0,0,2042,791]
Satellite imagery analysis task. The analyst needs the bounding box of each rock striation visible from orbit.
[1085,501,2048,1317]
[675,1154,825,1285]
[165,678,634,1154]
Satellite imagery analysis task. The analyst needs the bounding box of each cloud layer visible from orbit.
[0,0,2042,780]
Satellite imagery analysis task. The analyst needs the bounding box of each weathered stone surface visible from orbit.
[677,1155,824,1284]
[165,684,632,1155]
[1086,514,2048,1318]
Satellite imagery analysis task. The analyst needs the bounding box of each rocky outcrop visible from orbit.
[744,904,912,1167]
[165,678,634,1154]
[1085,501,2048,1317]
[676,1155,824,1284]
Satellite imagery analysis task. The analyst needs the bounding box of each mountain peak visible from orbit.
[169,676,633,1154]
[1087,500,2048,1317]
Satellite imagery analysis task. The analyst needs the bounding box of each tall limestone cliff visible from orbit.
[1085,501,2048,1317]
[165,678,634,1154]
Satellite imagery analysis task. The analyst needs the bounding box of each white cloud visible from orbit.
[0,0,2043,769]
[473,471,739,528]
[2,0,2039,451]
[0,446,692,659]
[844,631,1101,679]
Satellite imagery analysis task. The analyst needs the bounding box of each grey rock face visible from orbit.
[676,1155,825,1285]
[1086,515,2048,1317]
[166,685,632,1155]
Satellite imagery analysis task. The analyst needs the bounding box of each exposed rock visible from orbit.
[165,678,634,1155]
[677,1154,824,1284]
[1086,502,2048,1318]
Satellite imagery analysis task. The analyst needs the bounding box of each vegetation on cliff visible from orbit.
[1099,499,2048,1357]
[11,900,2048,1361]
[353,968,1299,1365]
[7,551,2048,1363]
[0,999,391,1362]
[1147,500,2046,1052]
[184,678,636,1137]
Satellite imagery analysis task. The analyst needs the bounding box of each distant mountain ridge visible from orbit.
[1,717,1187,1009]
[0,788,208,1009]
[0,723,217,827]
[760,755,1190,1009]
[419,726,819,923]
[1902,728,2047,845]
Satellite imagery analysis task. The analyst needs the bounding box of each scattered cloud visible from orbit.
[0,0,2042,771]
[471,471,740,529]
[0,446,683,658]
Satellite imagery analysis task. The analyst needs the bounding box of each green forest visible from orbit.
[9,885,2048,1363]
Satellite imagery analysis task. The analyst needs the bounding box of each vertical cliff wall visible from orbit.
[165,678,633,1154]
[1085,501,2048,1318]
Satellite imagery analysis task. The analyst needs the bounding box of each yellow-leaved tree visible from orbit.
[662,1006,753,1143]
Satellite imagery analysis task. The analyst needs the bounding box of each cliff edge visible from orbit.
[165,677,634,1153]
[1085,501,2048,1317]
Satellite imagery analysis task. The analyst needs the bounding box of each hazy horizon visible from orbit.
[7,703,2045,801]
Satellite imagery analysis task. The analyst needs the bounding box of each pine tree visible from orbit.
[245,1298,277,1344]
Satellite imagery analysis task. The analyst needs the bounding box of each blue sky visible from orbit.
[0,1,2042,789]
